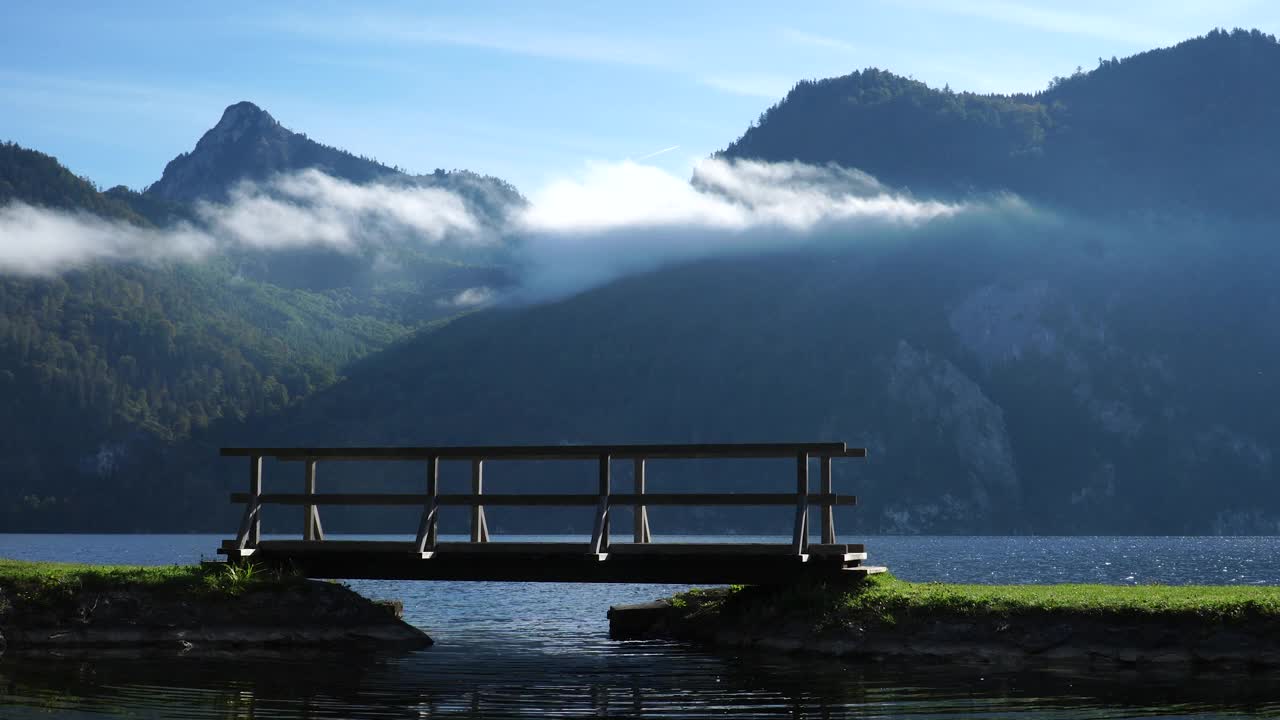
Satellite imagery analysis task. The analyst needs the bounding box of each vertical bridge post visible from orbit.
[236,454,262,551]
[792,452,809,555]
[471,458,489,542]
[591,453,611,554]
[415,456,439,554]
[304,458,325,541]
[633,458,651,543]
[820,454,835,544]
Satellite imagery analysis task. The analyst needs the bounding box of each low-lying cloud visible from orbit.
[0,169,486,275]
[201,169,482,251]
[0,157,1026,301]
[510,157,1004,300]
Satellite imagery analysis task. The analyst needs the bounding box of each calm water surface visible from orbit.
[3,534,1280,718]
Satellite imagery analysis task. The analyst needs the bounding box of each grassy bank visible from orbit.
[0,559,302,615]
[632,573,1280,665]
[0,558,431,653]
[675,573,1280,630]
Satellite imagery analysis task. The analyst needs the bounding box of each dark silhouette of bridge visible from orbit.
[218,442,884,584]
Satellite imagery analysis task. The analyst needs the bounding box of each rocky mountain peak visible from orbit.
[144,100,400,203]
[203,101,281,147]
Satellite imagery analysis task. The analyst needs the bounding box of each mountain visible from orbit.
[153,29,1280,537]
[142,101,520,295]
[145,101,521,216]
[722,28,1280,217]
[1,142,145,222]
[0,142,435,530]
[146,101,395,203]
[0,107,521,530]
[12,31,1280,535]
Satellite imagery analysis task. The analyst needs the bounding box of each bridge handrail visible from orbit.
[221,443,864,461]
[223,442,867,557]
[231,491,858,506]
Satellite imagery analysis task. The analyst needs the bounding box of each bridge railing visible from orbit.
[222,443,867,557]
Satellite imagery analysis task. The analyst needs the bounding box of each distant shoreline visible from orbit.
[0,559,431,656]
[610,574,1280,667]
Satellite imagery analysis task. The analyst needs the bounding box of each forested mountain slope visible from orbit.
[0,115,518,529]
[723,28,1280,217]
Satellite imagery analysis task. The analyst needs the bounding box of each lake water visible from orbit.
[4,534,1280,718]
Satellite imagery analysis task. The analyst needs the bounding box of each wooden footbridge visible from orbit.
[217,442,885,584]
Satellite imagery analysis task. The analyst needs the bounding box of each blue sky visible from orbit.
[2,1,1274,193]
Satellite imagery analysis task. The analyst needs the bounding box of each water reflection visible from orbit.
[5,645,1280,719]
[7,535,1280,717]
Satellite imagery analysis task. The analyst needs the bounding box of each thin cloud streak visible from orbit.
[634,145,681,161]
[267,13,673,69]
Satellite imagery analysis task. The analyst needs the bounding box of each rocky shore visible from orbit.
[609,576,1280,668]
[0,560,431,655]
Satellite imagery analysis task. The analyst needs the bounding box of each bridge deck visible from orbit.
[217,442,885,584]
[219,540,884,584]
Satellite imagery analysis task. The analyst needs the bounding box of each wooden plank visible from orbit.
[807,543,866,554]
[255,540,416,552]
[414,456,439,553]
[820,455,835,544]
[792,452,808,555]
[471,459,488,543]
[589,454,611,554]
[609,543,802,556]
[610,493,855,506]
[220,441,854,461]
[311,505,325,541]
[248,455,262,547]
[434,541,593,555]
[231,492,857,507]
[249,540,597,555]
[233,504,258,551]
[589,455,610,553]
[221,538,868,555]
[304,459,318,542]
[633,458,649,544]
[231,552,869,583]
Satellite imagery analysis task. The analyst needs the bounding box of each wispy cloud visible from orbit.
[269,13,672,69]
[2,158,1022,309]
[0,70,225,125]
[633,145,680,161]
[894,0,1175,47]
[512,157,989,299]
[265,12,804,102]
[781,28,859,55]
[437,286,496,308]
[0,170,487,275]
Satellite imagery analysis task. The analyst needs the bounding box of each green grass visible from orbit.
[0,558,303,618]
[679,573,1280,632]
[846,574,1280,621]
